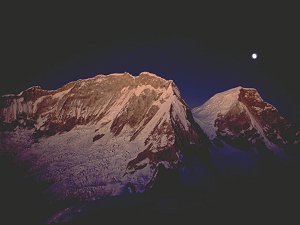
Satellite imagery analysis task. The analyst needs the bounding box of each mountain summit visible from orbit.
[192,86,299,154]
[0,72,208,200]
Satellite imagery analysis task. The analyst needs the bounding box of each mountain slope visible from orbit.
[0,72,208,200]
[192,86,299,154]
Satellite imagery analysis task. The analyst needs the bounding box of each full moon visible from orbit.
[251,53,258,59]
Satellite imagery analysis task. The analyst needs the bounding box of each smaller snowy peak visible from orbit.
[193,86,299,152]
[192,86,244,139]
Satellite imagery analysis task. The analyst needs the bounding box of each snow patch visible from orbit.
[192,86,242,139]
[52,88,72,99]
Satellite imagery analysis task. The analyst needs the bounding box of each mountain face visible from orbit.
[192,86,299,154]
[1,76,300,224]
[0,72,208,200]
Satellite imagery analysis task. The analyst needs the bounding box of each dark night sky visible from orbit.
[1,3,299,125]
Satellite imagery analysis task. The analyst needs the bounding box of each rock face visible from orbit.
[0,72,208,200]
[192,86,299,154]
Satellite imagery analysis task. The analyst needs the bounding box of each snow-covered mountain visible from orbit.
[0,72,209,200]
[1,76,300,224]
[192,86,299,155]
